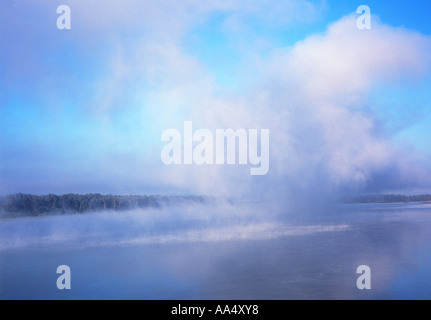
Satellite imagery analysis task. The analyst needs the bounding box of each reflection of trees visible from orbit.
[0,193,208,217]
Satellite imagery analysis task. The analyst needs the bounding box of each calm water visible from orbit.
[1,202,431,300]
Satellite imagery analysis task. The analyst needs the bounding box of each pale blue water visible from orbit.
[1,202,431,300]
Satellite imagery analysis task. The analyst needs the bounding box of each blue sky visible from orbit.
[1,0,431,198]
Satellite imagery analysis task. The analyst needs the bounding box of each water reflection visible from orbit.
[1,203,431,299]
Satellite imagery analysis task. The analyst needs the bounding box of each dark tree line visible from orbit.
[0,193,209,217]
[343,194,431,204]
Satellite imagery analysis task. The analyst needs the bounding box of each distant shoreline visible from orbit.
[342,194,431,204]
[2,193,431,219]
[345,201,431,205]
[0,193,213,219]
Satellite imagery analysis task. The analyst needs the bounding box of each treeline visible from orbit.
[0,193,209,217]
[343,194,431,204]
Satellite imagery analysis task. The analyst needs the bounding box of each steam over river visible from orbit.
[2,202,431,299]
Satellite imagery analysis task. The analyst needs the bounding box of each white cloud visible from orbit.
[162,14,431,198]
[3,1,431,199]
[123,14,431,199]
[250,15,431,194]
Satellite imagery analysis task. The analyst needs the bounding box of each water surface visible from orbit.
[1,202,431,299]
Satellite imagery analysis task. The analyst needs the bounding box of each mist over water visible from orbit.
[2,201,431,299]
[0,201,344,251]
